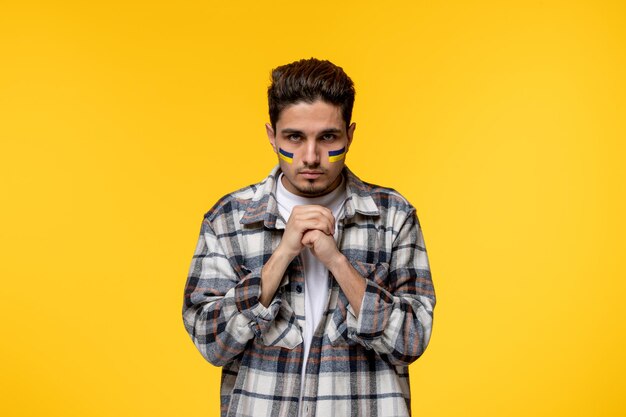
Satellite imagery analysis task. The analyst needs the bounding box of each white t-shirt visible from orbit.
[275,173,347,414]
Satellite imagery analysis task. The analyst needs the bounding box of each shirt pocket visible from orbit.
[325,287,354,347]
[325,261,388,346]
[258,297,303,349]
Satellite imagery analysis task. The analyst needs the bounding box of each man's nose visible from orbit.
[302,139,320,165]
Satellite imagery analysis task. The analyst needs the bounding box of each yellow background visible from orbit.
[1,1,624,416]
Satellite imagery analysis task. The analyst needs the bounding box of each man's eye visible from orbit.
[288,134,301,141]
[322,134,336,141]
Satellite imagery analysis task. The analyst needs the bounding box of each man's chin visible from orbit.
[294,181,331,197]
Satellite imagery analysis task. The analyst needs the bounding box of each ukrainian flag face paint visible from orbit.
[268,100,355,197]
[278,148,294,164]
[328,147,346,163]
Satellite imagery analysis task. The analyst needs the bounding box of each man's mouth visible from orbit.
[299,170,324,179]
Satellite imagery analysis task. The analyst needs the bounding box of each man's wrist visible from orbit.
[327,252,349,276]
[273,243,299,264]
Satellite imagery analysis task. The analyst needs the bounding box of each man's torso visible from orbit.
[203,166,418,417]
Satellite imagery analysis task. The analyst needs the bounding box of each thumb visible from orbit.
[301,230,319,247]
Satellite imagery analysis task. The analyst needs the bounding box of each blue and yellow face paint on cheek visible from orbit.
[328,147,346,162]
[278,148,294,164]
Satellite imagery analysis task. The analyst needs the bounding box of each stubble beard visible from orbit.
[280,160,343,197]
[293,180,330,197]
[293,168,343,197]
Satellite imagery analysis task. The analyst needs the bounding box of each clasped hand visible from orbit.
[280,205,342,267]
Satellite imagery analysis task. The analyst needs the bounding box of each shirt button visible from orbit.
[296,285,302,293]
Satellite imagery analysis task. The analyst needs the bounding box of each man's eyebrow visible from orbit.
[279,128,304,135]
[279,127,343,135]
[319,128,343,135]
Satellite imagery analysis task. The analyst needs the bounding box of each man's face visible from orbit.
[266,100,355,197]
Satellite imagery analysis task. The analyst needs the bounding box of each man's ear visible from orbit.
[346,122,356,150]
[265,123,277,153]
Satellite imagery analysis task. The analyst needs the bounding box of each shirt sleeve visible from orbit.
[182,218,283,366]
[345,209,436,366]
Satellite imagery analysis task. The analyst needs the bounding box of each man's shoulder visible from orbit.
[347,172,415,215]
[364,181,413,208]
[203,180,266,223]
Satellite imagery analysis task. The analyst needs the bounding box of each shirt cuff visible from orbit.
[233,266,282,336]
[346,262,392,346]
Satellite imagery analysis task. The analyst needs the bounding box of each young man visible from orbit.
[183,58,436,417]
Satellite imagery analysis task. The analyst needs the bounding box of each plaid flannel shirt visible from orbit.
[183,165,436,417]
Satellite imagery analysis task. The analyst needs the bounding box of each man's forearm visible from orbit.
[327,254,367,317]
[260,247,295,307]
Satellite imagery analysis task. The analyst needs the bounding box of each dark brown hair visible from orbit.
[268,58,355,131]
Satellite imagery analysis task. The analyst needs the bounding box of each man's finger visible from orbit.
[301,229,323,246]
[292,205,335,229]
[294,219,333,235]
